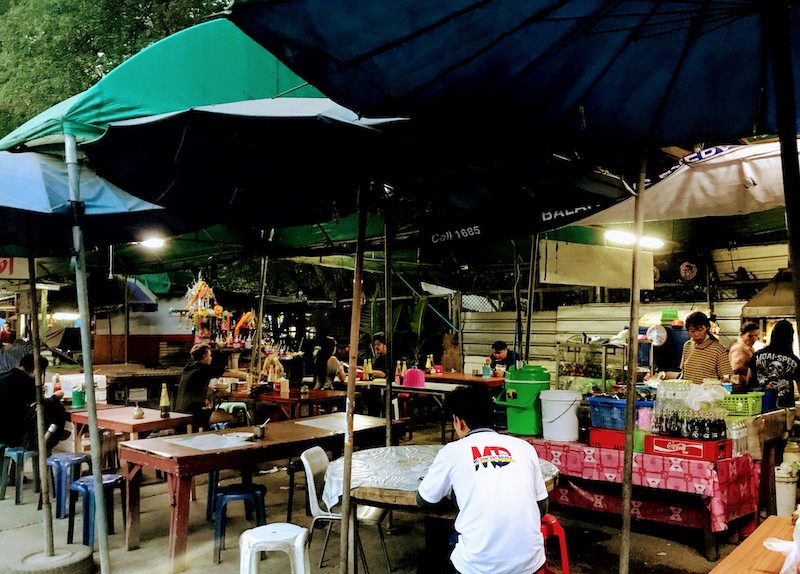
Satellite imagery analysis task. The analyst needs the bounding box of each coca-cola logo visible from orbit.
[665,441,687,453]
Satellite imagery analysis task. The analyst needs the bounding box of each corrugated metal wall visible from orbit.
[461,300,747,372]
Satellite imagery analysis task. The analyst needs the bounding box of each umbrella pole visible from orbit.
[384,215,393,445]
[340,185,367,574]
[27,251,55,554]
[66,134,111,574]
[524,235,539,363]
[250,229,274,377]
[619,154,646,574]
[767,5,800,325]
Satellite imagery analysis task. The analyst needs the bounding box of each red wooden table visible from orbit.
[68,406,192,451]
[119,413,400,573]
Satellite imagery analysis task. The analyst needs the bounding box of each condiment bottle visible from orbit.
[425,354,433,374]
[159,383,171,418]
[394,361,402,384]
[366,358,373,381]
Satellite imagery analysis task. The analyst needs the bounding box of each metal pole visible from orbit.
[250,229,275,377]
[28,252,55,554]
[384,215,393,445]
[524,235,539,363]
[619,153,646,574]
[66,134,111,573]
[340,184,367,574]
[767,4,800,326]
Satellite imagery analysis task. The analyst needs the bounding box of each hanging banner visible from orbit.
[539,239,654,289]
[0,258,28,280]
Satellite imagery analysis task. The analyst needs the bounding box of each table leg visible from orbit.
[124,462,142,550]
[73,423,85,453]
[166,473,193,573]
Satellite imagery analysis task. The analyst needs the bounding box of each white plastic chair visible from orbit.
[300,446,392,572]
[239,522,310,574]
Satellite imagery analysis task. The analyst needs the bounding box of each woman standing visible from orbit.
[680,311,733,384]
[746,320,800,409]
[729,322,760,388]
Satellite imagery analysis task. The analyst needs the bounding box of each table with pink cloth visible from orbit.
[521,438,760,559]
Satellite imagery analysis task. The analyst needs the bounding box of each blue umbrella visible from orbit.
[0,151,190,256]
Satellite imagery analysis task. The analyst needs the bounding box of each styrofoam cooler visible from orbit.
[540,389,582,441]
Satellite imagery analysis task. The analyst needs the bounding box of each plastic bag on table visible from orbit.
[684,381,729,411]
[763,506,800,574]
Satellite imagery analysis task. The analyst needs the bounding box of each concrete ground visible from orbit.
[0,419,760,574]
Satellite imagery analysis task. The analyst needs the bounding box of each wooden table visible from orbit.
[709,515,794,574]
[424,371,505,388]
[231,388,353,420]
[69,406,193,452]
[118,413,400,573]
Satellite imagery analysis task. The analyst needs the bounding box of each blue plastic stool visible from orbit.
[67,474,126,548]
[213,483,267,564]
[0,447,40,505]
[46,452,92,518]
[206,468,254,521]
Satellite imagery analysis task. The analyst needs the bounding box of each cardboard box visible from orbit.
[589,428,625,450]
[644,435,732,461]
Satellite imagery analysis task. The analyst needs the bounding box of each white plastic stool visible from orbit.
[239,522,310,574]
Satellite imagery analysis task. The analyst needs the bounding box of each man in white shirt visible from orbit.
[417,385,549,574]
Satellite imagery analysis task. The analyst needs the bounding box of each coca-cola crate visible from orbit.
[644,435,732,461]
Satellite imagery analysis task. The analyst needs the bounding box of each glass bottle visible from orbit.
[394,361,402,385]
[366,358,374,381]
[159,383,171,418]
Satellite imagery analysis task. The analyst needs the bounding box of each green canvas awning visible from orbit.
[0,18,322,151]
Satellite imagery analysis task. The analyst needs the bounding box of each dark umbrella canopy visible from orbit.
[228,1,800,150]
[83,98,633,242]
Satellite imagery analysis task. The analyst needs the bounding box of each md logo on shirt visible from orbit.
[471,446,514,470]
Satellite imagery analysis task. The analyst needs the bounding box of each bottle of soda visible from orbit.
[394,361,402,385]
[159,383,171,418]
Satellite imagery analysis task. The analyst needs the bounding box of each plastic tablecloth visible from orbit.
[323,444,559,510]
[522,438,758,532]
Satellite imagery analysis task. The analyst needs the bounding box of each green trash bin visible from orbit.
[494,365,551,435]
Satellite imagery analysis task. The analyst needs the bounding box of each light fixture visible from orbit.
[604,230,664,249]
[605,230,636,245]
[52,312,80,321]
[140,237,165,249]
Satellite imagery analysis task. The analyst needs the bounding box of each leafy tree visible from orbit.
[0,0,226,137]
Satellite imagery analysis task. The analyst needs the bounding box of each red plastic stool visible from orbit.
[540,513,569,574]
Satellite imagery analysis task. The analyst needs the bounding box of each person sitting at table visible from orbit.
[416,384,549,574]
[371,333,389,378]
[680,311,733,384]
[489,340,517,375]
[313,336,345,390]
[0,353,49,448]
[334,339,350,365]
[175,343,237,430]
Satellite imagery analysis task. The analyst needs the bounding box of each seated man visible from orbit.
[175,344,237,430]
[417,385,549,574]
[489,340,517,375]
[0,353,47,448]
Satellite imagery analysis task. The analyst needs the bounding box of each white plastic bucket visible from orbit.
[540,390,582,441]
[775,468,798,517]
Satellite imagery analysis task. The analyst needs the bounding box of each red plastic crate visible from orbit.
[589,428,625,450]
[644,435,732,461]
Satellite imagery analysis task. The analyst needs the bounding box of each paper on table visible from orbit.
[163,433,251,451]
